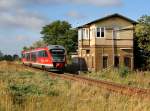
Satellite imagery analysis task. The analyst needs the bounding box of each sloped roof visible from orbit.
[77,13,137,28]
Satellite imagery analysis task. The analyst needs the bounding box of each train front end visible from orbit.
[48,45,66,71]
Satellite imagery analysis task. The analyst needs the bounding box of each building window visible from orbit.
[97,27,105,38]
[82,28,89,39]
[83,29,86,39]
[101,27,105,37]
[78,29,82,41]
[103,56,108,68]
[97,28,100,37]
[114,56,119,67]
[124,57,131,68]
[86,50,90,54]
[86,29,89,39]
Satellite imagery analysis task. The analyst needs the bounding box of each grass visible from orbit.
[81,67,150,89]
[0,61,150,111]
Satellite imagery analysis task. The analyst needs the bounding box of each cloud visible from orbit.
[0,0,49,31]
[0,0,122,31]
[0,0,123,55]
[15,35,29,41]
[66,11,85,19]
[0,0,22,12]
[29,0,122,7]
[0,10,48,31]
[68,0,122,7]
[0,0,123,9]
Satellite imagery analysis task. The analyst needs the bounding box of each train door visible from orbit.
[37,50,49,64]
[31,52,37,62]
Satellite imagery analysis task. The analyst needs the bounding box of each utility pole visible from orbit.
[78,29,83,74]
[112,28,116,67]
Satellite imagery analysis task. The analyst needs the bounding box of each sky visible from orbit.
[0,0,150,55]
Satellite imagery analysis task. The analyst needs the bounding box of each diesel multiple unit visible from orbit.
[22,45,66,71]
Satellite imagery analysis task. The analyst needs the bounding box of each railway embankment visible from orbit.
[80,68,150,89]
[0,61,149,111]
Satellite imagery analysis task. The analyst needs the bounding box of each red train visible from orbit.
[21,45,66,72]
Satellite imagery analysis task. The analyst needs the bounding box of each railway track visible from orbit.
[49,72,150,97]
[22,63,150,97]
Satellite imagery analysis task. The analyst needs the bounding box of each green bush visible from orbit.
[119,66,130,78]
[9,84,42,105]
[9,84,42,96]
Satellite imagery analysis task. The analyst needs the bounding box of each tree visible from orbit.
[23,46,29,51]
[0,50,3,61]
[0,50,3,57]
[135,15,150,69]
[64,29,78,53]
[135,15,150,52]
[13,54,19,61]
[32,40,47,48]
[3,55,13,61]
[41,20,77,53]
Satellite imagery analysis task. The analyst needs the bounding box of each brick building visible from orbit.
[77,13,137,72]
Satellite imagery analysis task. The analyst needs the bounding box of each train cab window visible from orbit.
[50,49,65,60]
[38,50,48,57]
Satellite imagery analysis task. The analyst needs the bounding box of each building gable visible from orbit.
[77,13,137,28]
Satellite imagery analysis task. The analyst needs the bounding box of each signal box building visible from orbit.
[77,13,137,72]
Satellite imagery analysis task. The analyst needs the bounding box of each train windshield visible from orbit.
[50,49,65,60]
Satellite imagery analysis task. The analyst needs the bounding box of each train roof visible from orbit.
[47,45,65,50]
[22,45,65,53]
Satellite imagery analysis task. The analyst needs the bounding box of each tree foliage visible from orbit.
[0,50,19,61]
[135,15,150,69]
[0,50,3,61]
[23,46,29,51]
[0,50,3,57]
[41,20,77,53]
[135,15,150,52]
[32,40,47,48]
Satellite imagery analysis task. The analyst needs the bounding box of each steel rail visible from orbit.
[49,72,150,97]
[21,64,150,97]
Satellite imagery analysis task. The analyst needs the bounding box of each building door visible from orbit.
[114,56,119,67]
[124,57,131,68]
[103,56,108,68]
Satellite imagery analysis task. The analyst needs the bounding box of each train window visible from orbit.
[26,53,30,61]
[50,49,65,60]
[44,51,48,57]
[31,52,37,62]
[50,49,65,54]
[38,50,48,57]
[22,54,25,58]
